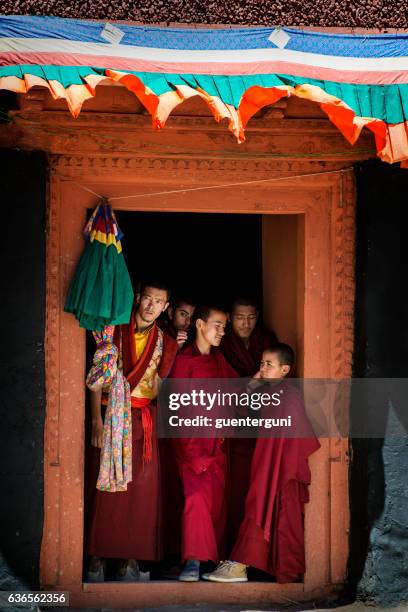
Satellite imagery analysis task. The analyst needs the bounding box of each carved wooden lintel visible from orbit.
[1,105,376,163]
[18,90,46,112]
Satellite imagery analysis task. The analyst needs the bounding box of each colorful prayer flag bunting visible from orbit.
[2,16,408,163]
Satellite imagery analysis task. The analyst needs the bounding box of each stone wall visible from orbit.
[350,160,408,605]
[2,0,408,28]
[0,150,46,588]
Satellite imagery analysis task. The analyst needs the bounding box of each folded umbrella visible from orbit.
[64,198,134,331]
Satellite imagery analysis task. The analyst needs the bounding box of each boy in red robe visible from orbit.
[169,305,238,581]
[87,282,178,582]
[203,343,320,583]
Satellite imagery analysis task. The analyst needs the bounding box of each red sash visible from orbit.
[131,396,153,464]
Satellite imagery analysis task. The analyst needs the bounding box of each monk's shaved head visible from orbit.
[230,297,258,314]
[139,279,171,302]
[265,343,295,367]
[194,304,227,323]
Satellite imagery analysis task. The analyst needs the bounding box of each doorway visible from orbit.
[42,165,352,606]
[83,210,303,582]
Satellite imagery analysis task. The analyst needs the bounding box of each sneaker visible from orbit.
[202,560,248,582]
[116,559,140,582]
[178,559,200,582]
[86,556,105,583]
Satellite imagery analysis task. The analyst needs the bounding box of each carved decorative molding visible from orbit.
[12,108,346,133]
[44,175,61,466]
[41,174,62,586]
[49,153,355,179]
[341,169,356,378]
[332,169,355,379]
[327,169,354,586]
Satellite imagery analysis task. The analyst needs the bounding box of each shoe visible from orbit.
[116,559,140,582]
[178,559,200,582]
[160,563,183,580]
[86,556,105,583]
[202,560,248,582]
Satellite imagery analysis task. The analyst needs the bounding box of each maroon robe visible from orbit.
[220,325,278,378]
[170,343,238,562]
[157,319,177,340]
[230,380,320,582]
[157,320,187,562]
[220,325,278,548]
[88,321,178,560]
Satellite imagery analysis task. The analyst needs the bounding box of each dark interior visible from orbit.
[115,210,263,308]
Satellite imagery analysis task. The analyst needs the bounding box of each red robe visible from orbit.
[170,344,238,562]
[220,325,278,378]
[230,380,320,582]
[220,325,278,548]
[88,321,178,560]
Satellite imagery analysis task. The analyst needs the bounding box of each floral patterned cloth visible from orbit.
[86,325,132,492]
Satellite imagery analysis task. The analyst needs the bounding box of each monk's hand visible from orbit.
[247,371,262,393]
[176,331,188,348]
[91,417,104,449]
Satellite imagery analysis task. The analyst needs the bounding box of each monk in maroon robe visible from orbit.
[220,297,277,378]
[157,297,196,567]
[220,297,278,548]
[158,296,196,350]
[203,343,320,583]
[169,305,238,581]
[87,282,178,582]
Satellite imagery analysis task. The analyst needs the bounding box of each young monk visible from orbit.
[169,305,238,581]
[87,281,178,582]
[158,296,196,568]
[158,296,196,350]
[220,297,277,377]
[203,343,320,583]
[220,297,278,548]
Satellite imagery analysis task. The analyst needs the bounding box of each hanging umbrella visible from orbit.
[64,198,134,331]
